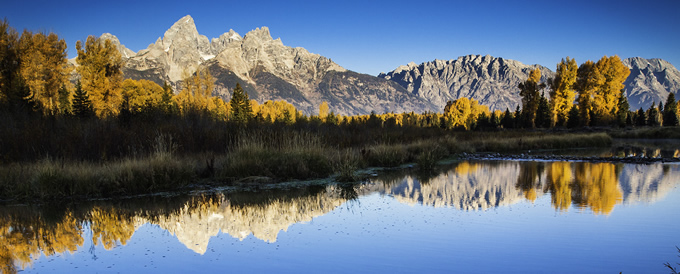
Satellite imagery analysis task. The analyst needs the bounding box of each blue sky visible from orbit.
[4,0,679,76]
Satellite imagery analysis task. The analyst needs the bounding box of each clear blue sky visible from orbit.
[4,0,679,76]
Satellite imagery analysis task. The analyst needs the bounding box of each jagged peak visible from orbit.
[244,26,272,41]
[162,15,200,47]
[98,33,136,58]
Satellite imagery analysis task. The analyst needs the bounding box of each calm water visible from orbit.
[2,159,680,273]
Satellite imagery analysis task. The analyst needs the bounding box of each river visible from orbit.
[1,145,679,273]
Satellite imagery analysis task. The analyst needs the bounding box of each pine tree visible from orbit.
[57,84,71,115]
[647,103,661,126]
[635,107,646,127]
[663,93,679,126]
[229,83,252,125]
[72,80,93,118]
[616,91,630,127]
[567,105,580,128]
[501,108,514,129]
[535,92,551,128]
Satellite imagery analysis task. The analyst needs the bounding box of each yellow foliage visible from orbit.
[256,100,299,123]
[592,55,630,123]
[550,57,578,126]
[443,97,488,130]
[528,68,541,83]
[90,207,135,250]
[548,162,573,211]
[17,30,70,115]
[76,36,123,118]
[173,68,216,115]
[121,79,166,112]
[574,162,622,215]
[319,101,329,120]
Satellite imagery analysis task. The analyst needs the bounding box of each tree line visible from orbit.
[1,19,678,130]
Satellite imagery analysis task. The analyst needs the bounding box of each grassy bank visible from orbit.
[0,128,615,202]
[607,126,680,139]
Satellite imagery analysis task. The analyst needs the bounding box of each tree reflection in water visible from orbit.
[0,160,678,272]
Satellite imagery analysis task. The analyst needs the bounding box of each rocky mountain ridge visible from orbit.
[84,15,678,115]
[95,15,433,115]
[380,55,680,112]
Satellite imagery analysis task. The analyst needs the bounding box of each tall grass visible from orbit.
[0,109,619,202]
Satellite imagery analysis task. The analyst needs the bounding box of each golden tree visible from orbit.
[173,68,215,114]
[76,36,123,118]
[592,55,630,124]
[319,101,329,121]
[549,57,577,127]
[17,31,70,115]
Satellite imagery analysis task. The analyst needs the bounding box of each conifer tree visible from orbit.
[501,108,514,129]
[616,92,630,127]
[663,93,679,126]
[647,103,661,126]
[72,80,93,118]
[635,107,646,127]
[567,105,580,128]
[535,92,551,128]
[229,83,252,125]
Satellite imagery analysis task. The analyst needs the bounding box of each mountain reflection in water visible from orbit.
[1,160,679,273]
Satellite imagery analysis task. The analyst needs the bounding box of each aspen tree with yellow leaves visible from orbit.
[592,55,630,124]
[17,30,70,115]
[76,36,124,118]
[549,57,577,127]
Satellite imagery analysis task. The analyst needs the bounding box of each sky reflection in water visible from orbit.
[1,160,679,273]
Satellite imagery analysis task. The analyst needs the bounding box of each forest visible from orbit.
[1,19,679,201]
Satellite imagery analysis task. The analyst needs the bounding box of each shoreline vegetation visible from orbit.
[5,119,673,203]
[1,20,680,203]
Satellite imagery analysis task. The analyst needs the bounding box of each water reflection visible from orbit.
[1,160,679,272]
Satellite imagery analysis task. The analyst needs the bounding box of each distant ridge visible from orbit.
[77,15,679,114]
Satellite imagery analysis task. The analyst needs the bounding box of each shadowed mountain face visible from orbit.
[380,55,680,112]
[622,57,680,110]
[379,55,555,112]
[92,15,435,115]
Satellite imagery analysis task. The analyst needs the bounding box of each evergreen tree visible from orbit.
[663,93,679,126]
[535,92,551,128]
[229,83,252,125]
[72,80,93,118]
[514,105,521,128]
[566,105,580,128]
[161,81,173,113]
[57,84,71,115]
[501,108,514,129]
[635,107,646,127]
[615,92,630,127]
[647,103,661,126]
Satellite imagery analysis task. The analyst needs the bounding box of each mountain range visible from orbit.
[80,15,680,115]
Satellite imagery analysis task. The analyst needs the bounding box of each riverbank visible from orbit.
[0,131,616,203]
